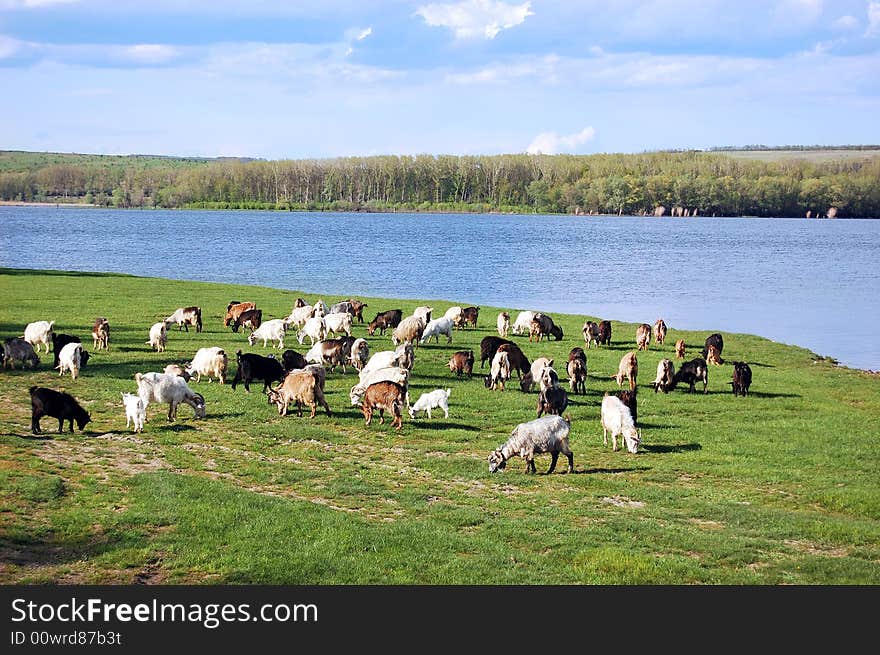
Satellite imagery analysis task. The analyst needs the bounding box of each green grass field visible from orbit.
[1,269,878,584]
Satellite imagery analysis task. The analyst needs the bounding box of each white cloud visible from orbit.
[0,0,79,8]
[868,1,880,36]
[527,127,595,154]
[123,44,180,64]
[356,27,372,41]
[832,15,858,31]
[0,34,20,58]
[416,0,533,39]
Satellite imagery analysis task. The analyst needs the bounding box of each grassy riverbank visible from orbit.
[0,269,878,584]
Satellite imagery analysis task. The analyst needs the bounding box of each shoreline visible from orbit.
[1,265,876,374]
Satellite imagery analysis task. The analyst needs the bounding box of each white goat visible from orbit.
[488,415,574,474]
[349,338,370,370]
[444,306,463,327]
[420,317,454,344]
[521,356,554,393]
[297,316,326,345]
[511,311,537,335]
[56,342,83,380]
[408,388,451,419]
[360,350,402,380]
[497,311,510,338]
[185,346,228,384]
[600,394,641,454]
[249,318,288,348]
[122,392,146,433]
[323,312,353,338]
[148,322,167,352]
[487,350,511,391]
[313,299,329,318]
[135,372,206,421]
[23,320,54,353]
[286,304,315,329]
[412,306,434,326]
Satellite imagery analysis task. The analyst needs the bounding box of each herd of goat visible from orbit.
[5,298,754,475]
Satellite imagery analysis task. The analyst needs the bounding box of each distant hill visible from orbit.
[0,150,257,173]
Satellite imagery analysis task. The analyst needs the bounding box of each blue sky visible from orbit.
[1,0,878,158]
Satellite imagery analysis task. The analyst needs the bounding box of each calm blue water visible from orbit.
[1,206,879,370]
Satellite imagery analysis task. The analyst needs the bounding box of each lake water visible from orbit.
[1,206,879,370]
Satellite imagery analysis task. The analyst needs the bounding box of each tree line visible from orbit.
[1,150,878,217]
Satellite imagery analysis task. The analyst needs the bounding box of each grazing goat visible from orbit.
[313,299,329,318]
[249,318,288,349]
[122,392,145,433]
[231,350,285,392]
[305,339,349,373]
[296,316,326,345]
[613,352,638,391]
[597,320,612,346]
[479,336,512,368]
[460,306,479,328]
[185,347,228,383]
[148,322,167,352]
[281,349,308,372]
[329,301,354,317]
[165,306,202,332]
[488,415,573,474]
[224,302,256,328]
[350,367,410,407]
[653,319,668,345]
[3,337,39,369]
[537,385,569,418]
[232,308,262,333]
[730,361,752,397]
[530,313,563,342]
[447,350,474,378]
[346,299,368,323]
[135,372,206,420]
[24,320,54,353]
[361,381,406,430]
[675,339,686,360]
[702,333,724,359]
[497,311,510,338]
[601,394,641,454]
[392,315,425,346]
[323,312,353,338]
[420,317,454,344]
[267,370,331,418]
[349,338,370,371]
[56,342,84,380]
[636,323,652,351]
[485,350,511,391]
[521,356,554,393]
[92,317,110,350]
[444,306,464,327]
[30,386,90,434]
[367,309,403,336]
[672,357,709,394]
[409,388,451,419]
[361,350,403,379]
[395,343,416,371]
[511,310,537,336]
[706,344,724,366]
[583,320,600,348]
[567,348,587,395]
[652,358,676,393]
[52,333,81,368]
[286,304,316,329]
[163,364,191,381]
[496,343,531,385]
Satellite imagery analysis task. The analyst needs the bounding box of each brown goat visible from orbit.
[675,339,686,359]
[613,352,638,391]
[266,370,331,418]
[653,319,667,345]
[461,306,480,329]
[636,323,651,351]
[225,301,256,327]
[448,350,475,378]
[346,299,368,323]
[706,344,724,366]
[362,380,406,430]
[92,317,110,350]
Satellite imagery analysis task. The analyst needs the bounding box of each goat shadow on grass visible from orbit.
[153,423,197,433]
[575,466,649,475]
[640,443,701,454]
[634,422,677,430]
[207,412,244,420]
[407,420,479,432]
[6,431,55,441]
[743,391,800,399]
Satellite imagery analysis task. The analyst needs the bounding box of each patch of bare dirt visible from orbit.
[784,539,848,558]
[601,495,645,508]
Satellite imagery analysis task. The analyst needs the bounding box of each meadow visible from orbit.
[0,268,878,584]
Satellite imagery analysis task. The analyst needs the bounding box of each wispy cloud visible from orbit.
[416,0,533,39]
[832,15,859,31]
[868,1,880,36]
[527,127,595,154]
[0,0,80,8]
